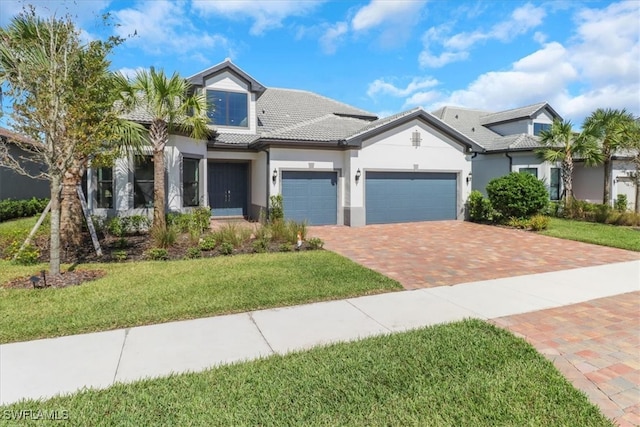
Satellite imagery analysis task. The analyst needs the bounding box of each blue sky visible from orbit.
[1,0,639,128]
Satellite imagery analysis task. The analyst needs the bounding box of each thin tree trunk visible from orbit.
[563,155,573,207]
[603,157,612,206]
[635,173,640,214]
[150,120,168,231]
[153,147,166,230]
[49,174,62,275]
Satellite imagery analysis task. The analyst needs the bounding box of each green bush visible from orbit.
[0,198,49,222]
[467,190,492,222]
[185,247,201,259]
[7,243,40,265]
[306,237,324,250]
[506,217,530,229]
[529,214,550,231]
[213,223,251,248]
[112,250,128,262]
[279,243,293,252]
[144,248,169,261]
[614,194,628,212]
[593,204,611,223]
[486,173,549,219]
[219,242,234,255]
[252,238,270,253]
[269,195,284,223]
[198,234,217,251]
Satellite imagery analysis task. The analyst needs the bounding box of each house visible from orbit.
[433,103,638,209]
[86,59,481,226]
[432,103,564,201]
[0,127,49,201]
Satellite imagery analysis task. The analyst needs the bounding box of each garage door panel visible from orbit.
[366,172,457,224]
[282,171,337,225]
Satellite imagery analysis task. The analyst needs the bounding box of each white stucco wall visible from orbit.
[166,136,208,211]
[573,163,603,203]
[350,119,472,222]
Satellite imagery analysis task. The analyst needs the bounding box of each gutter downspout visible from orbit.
[266,148,270,222]
[505,152,513,172]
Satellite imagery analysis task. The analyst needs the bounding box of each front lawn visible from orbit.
[541,217,640,251]
[0,320,613,426]
[0,251,401,343]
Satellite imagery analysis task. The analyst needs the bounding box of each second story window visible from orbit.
[533,123,551,136]
[207,90,248,127]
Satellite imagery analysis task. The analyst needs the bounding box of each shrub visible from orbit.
[112,250,128,262]
[192,207,211,233]
[106,217,126,237]
[214,223,251,248]
[9,243,40,265]
[529,214,550,231]
[614,194,628,212]
[306,237,324,250]
[199,234,217,251]
[128,215,150,234]
[269,195,284,223]
[506,217,529,229]
[486,172,549,219]
[151,226,177,248]
[252,238,270,253]
[185,247,201,259]
[0,198,49,222]
[219,242,234,255]
[279,243,293,252]
[467,190,492,222]
[144,248,169,261]
[286,220,307,244]
[593,204,611,223]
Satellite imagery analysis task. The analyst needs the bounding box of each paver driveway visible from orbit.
[311,221,640,289]
[493,291,640,427]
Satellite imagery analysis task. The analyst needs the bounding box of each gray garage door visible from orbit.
[366,172,457,224]
[281,171,337,225]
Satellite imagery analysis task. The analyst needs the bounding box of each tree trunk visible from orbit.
[562,155,573,207]
[60,162,85,254]
[150,120,168,231]
[153,147,166,230]
[49,174,62,275]
[603,157,612,206]
[635,173,640,214]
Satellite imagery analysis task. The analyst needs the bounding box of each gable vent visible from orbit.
[411,130,422,147]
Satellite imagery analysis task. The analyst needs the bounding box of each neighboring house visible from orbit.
[432,102,565,202]
[87,59,481,226]
[0,127,49,201]
[573,150,637,209]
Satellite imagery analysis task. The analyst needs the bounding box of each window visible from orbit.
[206,90,248,127]
[549,167,561,201]
[519,167,538,178]
[134,156,154,208]
[533,123,551,136]
[183,158,200,207]
[96,167,113,208]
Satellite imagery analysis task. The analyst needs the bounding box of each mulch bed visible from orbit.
[2,269,106,290]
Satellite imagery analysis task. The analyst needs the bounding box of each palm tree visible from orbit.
[115,69,211,231]
[536,119,601,206]
[581,108,637,205]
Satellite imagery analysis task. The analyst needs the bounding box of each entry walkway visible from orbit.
[1,261,639,425]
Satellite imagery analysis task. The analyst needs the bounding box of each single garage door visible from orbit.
[281,171,338,225]
[366,172,457,224]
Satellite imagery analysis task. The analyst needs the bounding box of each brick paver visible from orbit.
[492,292,640,427]
[311,221,640,289]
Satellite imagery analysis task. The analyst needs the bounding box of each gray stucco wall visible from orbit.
[0,145,49,200]
[471,153,510,195]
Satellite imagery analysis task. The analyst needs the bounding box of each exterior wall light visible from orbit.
[466,172,472,184]
[355,169,362,182]
[272,168,278,183]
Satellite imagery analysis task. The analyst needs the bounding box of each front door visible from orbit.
[208,162,248,217]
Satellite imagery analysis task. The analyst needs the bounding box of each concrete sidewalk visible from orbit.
[1,260,639,406]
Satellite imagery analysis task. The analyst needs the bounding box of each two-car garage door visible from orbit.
[365,172,457,224]
[281,170,457,225]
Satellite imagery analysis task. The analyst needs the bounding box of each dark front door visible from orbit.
[208,162,248,217]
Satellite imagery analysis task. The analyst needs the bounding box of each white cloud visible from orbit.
[403,91,439,108]
[117,67,147,80]
[419,2,546,68]
[113,1,234,59]
[320,22,348,54]
[351,0,424,32]
[192,0,323,35]
[367,77,439,98]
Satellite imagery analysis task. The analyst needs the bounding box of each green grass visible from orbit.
[541,217,640,251]
[0,320,613,426]
[0,252,401,343]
